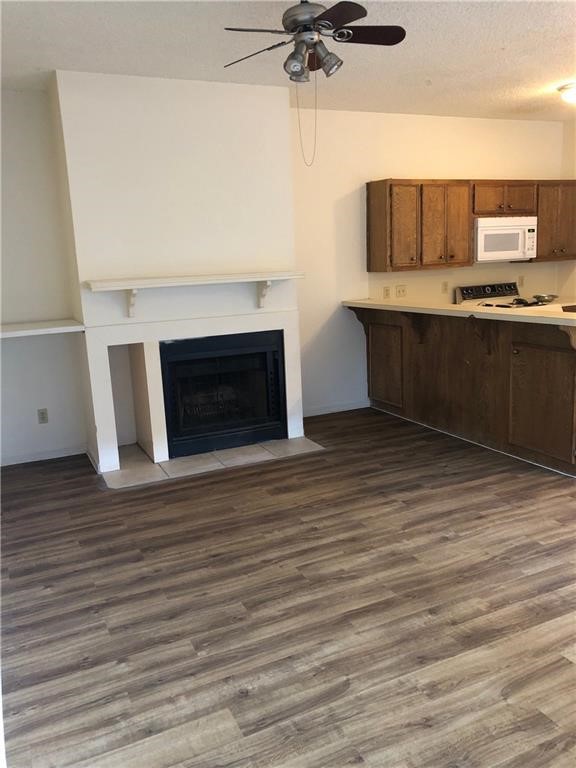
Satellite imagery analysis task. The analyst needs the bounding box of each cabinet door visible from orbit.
[367,181,389,272]
[421,185,446,266]
[558,184,576,258]
[536,185,559,260]
[505,184,537,213]
[473,184,505,214]
[368,324,403,407]
[390,184,420,268]
[446,185,471,265]
[509,343,576,463]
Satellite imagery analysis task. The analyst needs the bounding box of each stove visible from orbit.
[454,283,558,309]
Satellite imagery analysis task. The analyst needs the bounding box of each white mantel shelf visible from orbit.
[85,272,304,317]
[1,319,85,339]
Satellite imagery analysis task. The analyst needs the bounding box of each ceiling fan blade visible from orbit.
[308,51,321,71]
[314,2,367,29]
[334,25,406,45]
[224,39,292,68]
[225,27,291,35]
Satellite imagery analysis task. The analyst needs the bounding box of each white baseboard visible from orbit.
[304,399,370,418]
[1,445,87,467]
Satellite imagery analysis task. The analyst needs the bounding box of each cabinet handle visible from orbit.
[410,256,416,262]
[448,254,455,260]
[512,349,520,355]
[498,204,504,209]
[552,249,558,253]
[561,248,567,253]
[507,204,513,209]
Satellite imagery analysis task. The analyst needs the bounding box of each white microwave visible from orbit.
[475,216,537,262]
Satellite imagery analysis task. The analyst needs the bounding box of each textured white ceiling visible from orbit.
[2,1,576,120]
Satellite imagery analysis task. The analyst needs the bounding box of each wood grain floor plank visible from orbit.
[2,409,575,767]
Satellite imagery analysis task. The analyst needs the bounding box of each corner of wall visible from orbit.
[49,74,84,322]
[561,118,576,178]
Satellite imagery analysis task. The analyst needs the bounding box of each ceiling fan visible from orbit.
[224,0,406,82]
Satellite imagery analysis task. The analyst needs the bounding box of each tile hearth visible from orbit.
[102,438,324,489]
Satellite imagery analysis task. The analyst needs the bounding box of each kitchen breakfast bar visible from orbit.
[344,297,576,476]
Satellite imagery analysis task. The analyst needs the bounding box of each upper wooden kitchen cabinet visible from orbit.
[367,181,419,271]
[421,184,471,266]
[367,180,472,272]
[535,182,576,261]
[472,182,537,214]
[389,183,420,269]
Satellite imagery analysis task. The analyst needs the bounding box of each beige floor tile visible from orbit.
[103,464,168,489]
[103,444,168,489]
[118,444,153,466]
[262,437,325,458]
[102,439,325,489]
[160,453,224,478]
[214,443,276,467]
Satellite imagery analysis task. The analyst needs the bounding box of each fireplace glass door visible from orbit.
[160,331,287,457]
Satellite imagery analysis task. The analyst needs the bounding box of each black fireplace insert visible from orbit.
[160,331,287,457]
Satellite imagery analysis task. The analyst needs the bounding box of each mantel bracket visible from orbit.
[256,280,272,309]
[127,289,138,318]
[560,325,576,350]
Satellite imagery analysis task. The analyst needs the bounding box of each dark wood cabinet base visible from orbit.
[351,308,576,476]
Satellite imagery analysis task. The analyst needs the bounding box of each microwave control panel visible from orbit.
[525,227,537,255]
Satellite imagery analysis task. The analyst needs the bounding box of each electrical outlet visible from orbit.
[382,286,391,299]
[395,285,407,299]
[518,275,525,287]
[37,408,48,424]
[441,281,449,294]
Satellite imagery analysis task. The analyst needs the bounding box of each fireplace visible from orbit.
[160,331,287,457]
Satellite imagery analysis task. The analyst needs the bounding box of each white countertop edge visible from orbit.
[342,299,576,327]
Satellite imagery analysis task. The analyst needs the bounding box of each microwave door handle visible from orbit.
[520,228,525,256]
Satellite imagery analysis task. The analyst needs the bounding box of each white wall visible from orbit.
[1,334,87,465]
[108,345,137,446]
[558,262,576,297]
[56,72,295,282]
[561,118,576,176]
[1,90,73,321]
[1,90,87,464]
[291,108,572,416]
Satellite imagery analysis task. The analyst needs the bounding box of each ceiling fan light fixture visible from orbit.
[283,40,308,76]
[314,39,343,77]
[290,68,310,82]
[558,82,576,104]
[321,50,343,77]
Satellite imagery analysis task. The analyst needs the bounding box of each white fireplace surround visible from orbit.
[83,274,304,473]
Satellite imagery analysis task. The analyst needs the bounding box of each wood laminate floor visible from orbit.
[2,409,576,768]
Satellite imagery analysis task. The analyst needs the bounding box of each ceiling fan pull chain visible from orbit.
[295,69,318,167]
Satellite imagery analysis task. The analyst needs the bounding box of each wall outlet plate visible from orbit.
[37,408,48,424]
[395,285,407,298]
[441,281,449,294]
[382,286,391,299]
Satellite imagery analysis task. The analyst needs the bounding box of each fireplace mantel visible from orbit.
[85,272,304,317]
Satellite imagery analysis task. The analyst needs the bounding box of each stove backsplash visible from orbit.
[369,260,571,305]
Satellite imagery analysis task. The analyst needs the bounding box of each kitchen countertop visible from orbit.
[342,298,576,327]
